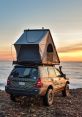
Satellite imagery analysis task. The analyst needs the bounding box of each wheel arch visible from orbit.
[66,81,70,84]
[48,85,53,90]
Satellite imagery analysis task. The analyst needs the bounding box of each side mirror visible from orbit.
[63,74,66,78]
[59,66,62,72]
[58,74,66,78]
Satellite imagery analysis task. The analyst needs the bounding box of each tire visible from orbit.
[10,95,16,102]
[43,88,54,106]
[62,83,70,97]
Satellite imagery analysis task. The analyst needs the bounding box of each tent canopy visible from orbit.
[14,29,60,65]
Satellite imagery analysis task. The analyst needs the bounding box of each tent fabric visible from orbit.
[15,29,48,45]
[17,45,41,63]
[14,29,60,65]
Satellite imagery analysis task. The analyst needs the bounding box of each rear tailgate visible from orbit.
[10,78,37,89]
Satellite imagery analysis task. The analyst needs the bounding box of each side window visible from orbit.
[39,67,48,77]
[48,67,56,77]
[54,69,61,77]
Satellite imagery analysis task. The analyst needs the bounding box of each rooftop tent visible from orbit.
[14,29,60,65]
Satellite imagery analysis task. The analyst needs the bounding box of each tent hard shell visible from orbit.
[14,29,60,65]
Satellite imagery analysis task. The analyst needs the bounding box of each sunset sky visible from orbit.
[0,0,82,61]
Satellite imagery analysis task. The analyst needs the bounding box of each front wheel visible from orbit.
[43,88,54,106]
[62,84,70,97]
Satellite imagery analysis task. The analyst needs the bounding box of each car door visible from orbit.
[48,67,60,91]
[54,68,66,89]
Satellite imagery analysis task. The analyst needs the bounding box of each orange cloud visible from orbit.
[0,48,16,61]
[57,43,82,53]
[0,53,12,61]
[58,51,82,61]
[57,43,82,61]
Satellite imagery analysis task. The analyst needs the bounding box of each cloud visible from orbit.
[57,43,82,53]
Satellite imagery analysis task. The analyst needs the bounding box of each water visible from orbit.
[0,61,12,90]
[0,61,82,90]
[60,62,82,89]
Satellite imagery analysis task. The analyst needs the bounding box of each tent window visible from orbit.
[47,44,53,62]
[47,44,53,52]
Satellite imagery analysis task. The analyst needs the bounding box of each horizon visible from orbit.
[0,0,82,62]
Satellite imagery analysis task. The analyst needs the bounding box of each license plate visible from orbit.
[19,82,25,86]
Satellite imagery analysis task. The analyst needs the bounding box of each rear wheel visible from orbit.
[10,95,16,102]
[43,88,54,106]
[62,84,70,97]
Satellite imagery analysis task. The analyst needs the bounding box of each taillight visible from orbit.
[34,78,43,88]
[7,79,11,85]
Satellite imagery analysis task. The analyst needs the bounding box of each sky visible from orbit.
[0,0,82,61]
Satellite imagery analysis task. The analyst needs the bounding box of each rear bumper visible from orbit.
[5,86,40,96]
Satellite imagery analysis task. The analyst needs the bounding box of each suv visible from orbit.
[5,65,69,106]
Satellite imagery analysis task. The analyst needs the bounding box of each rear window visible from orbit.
[11,67,38,78]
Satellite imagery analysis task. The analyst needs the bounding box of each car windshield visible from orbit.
[11,67,38,78]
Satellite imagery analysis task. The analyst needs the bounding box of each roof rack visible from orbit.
[13,61,59,66]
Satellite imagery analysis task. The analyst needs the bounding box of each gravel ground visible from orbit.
[0,89,82,117]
